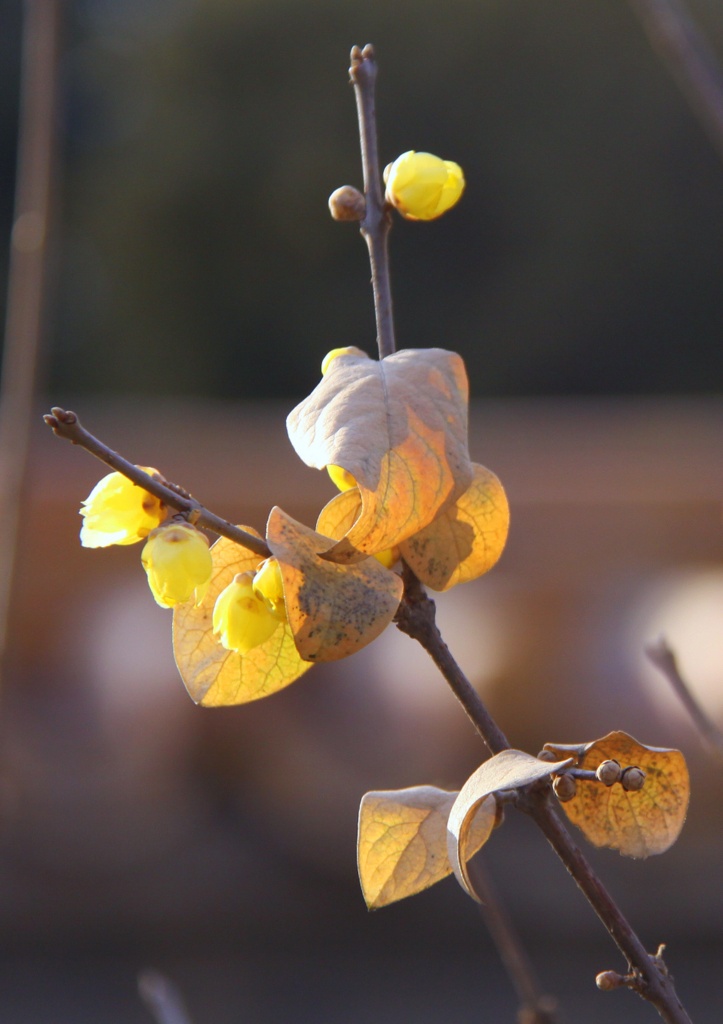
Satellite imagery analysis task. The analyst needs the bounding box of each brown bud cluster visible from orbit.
[328,185,366,222]
[596,970,625,991]
[621,765,646,791]
[596,759,622,786]
[553,773,577,802]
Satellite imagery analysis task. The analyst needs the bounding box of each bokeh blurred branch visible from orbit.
[0,0,61,677]
[138,970,195,1024]
[646,636,723,761]
[629,0,723,164]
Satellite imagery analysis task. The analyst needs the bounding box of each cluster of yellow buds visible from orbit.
[79,470,213,609]
[213,558,287,654]
[79,469,291,657]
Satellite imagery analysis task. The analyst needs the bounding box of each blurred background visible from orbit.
[1,0,722,1021]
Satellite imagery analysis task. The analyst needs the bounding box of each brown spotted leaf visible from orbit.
[266,506,403,662]
[399,463,509,590]
[447,750,573,901]
[173,529,312,706]
[287,348,473,563]
[543,731,689,858]
[358,786,497,910]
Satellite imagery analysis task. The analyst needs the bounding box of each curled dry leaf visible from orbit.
[400,463,509,590]
[266,506,403,662]
[447,750,573,901]
[287,348,473,563]
[542,731,689,858]
[172,530,312,706]
[317,463,509,591]
[357,786,497,910]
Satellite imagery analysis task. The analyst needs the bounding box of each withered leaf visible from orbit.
[173,530,312,706]
[287,348,473,563]
[358,786,497,910]
[399,463,509,590]
[266,506,403,662]
[447,750,573,901]
[543,731,689,858]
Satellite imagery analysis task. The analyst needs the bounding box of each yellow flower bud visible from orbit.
[321,347,361,377]
[80,468,167,547]
[252,558,287,622]
[384,151,465,221]
[326,464,358,492]
[141,522,212,609]
[212,572,282,654]
[373,546,399,570]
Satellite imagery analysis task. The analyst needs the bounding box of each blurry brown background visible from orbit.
[1,0,722,1021]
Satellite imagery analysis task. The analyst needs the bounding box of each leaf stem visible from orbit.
[349,45,396,359]
[43,407,271,558]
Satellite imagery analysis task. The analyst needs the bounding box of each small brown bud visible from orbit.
[536,749,558,762]
[553,773,577,802]
[621,766,646,792]
[596,759,622,786]
[596,970,625,991]
[328,185,366,222]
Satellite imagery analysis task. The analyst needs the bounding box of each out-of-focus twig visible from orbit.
[468,856,561,1024]
[646,636,723,762]
[0,0,61,678]
[138,970,195,1024]
[628,0,723,165]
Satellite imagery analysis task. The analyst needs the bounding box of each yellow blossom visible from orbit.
[326,464,357,492]
[384,151,465,221]
[321,346,362,376]
[80,468,166,547]
[141,522,212,608]
[213,572,282,654]
[252,558,287,621]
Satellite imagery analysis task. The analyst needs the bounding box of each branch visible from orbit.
[349,45,396,359]
[43,407,271,558]
[138,970,195,1024]
[646,635,723,762]
[396,573,692,1023]
[628,0,723,165]
[468,855,561,1024]
[0,0,61,674]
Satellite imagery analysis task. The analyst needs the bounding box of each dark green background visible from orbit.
[2,0,723,400]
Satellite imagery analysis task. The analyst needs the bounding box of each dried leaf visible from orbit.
[543,731,689,858]
[358,786,497,909]
[399,463,509,590]
[173,530,312,706]
[266,506,403,662]
[315,488,361,540]
[287,348,473,563]
[447,750,573,901]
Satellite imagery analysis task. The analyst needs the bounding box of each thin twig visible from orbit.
[468,855,561,1024]
[646,635,723,761]
[138,970,195,1024]
[0,0,61,676]
[43,407,271,558]
[349,45,396,359]
[628,0,723,165]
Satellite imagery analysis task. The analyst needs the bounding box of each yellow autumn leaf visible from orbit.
[266,506,403,662]
[542,731,689,858]
[399,463,509,591]
[357,786,497,910]
[447,750,573,901]
[287,348,473,563]
[173,529,312,706]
